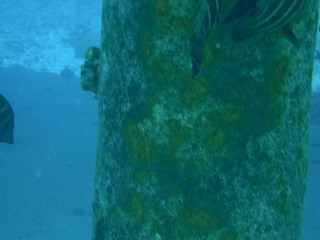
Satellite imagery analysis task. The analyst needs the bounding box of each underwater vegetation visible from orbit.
[80,46,100,98]
[0,93,14,144]
[191,0,307,77]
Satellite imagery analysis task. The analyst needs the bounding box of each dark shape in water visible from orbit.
[60,67,76,79]
[226,0,306,44]
[224,0,257,23]
[0,93,14,144]
[191,0,222,77]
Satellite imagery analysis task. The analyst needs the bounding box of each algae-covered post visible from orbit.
[92,1,318,239]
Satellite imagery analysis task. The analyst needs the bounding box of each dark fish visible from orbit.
[191,0,222,77]
[0,93,14,144]
[227,0,307,42]
[224,0,258,23]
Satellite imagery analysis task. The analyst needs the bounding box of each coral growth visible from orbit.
[80,46,100,97]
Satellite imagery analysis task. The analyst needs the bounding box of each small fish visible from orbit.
[226,0,307,43]
[0,93,14,144]
[191,0,221,77]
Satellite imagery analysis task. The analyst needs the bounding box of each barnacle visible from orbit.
[191,0,221,77]
[80,46,100,97]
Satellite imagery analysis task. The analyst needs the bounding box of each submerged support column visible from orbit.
[93,1,318,239]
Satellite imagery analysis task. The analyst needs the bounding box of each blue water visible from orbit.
[0,1,319,239]
[0,66,97,240]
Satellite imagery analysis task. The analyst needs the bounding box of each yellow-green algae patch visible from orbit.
[219,229,238,240]
[181,75,210,108]
[175,207,221,238]
[129,194,148,224]
[124,120,158,165]
[138,0,192,84]
[264,54,292,128]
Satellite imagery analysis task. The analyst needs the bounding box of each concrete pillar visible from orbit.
[93,1,318,239]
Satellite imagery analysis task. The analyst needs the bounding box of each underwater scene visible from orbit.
[0,0,319,239]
